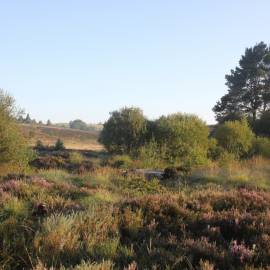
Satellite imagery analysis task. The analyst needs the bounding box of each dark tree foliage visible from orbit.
[25,113,31,124]
[213,42,270,123]
[99,107,147,154]
[69,119,88,131]
[253,110,270,136]
[54,138,65,151]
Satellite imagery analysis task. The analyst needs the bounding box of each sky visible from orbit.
[1,1,270,124]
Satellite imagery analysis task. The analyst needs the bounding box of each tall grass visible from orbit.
[190,156,270,189]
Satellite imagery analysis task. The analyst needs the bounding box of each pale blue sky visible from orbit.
[1,1,269,124]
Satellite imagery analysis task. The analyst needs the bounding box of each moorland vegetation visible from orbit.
[0,42,270,269]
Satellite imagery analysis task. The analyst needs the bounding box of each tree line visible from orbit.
[100,42,270,168]
[0,41,269,171]
[99,106,270,169]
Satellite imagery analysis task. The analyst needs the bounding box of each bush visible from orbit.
[214,119,254,158]
[106,155,133,169]
[163,165,191,180]
[99,107,147,154]
[30,156,66,170]
[55,139,65,151]
[217,151,237,167]
[207,138,224,161]
[136,139,167,169]
[69,152,84,165]
[69,119,89,131]
[112,175,165,196]
[252,137,270,158]
[35,140,45,151]
[154,113,209,166]
[0,89,33,172]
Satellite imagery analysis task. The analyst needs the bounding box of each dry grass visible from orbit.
[20,123,103,151]
[191,156,270,189]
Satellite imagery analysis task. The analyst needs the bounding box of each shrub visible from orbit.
[69,160,95,174]
[106,155,133,169]
[0,90,33,172]
[154,113,209,166]
[112,176,165,196]
[35,140,45,151]
[217,151,237,167]
[55,139,65,151]
[69,119,89,131]
[207,138,224,161]
[214,119,254,158]
[99,107,147,154]
[69,152,84,165]
[251,137,270,158]
[31,156,66,170]
[163,165,191,180]
[136,139,167,169]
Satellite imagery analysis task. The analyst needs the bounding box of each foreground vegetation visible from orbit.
[0,155,270,270]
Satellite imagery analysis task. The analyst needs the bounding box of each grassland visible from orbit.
[20,124,103,151]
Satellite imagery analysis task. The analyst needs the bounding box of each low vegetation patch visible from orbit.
[0,162,269,269]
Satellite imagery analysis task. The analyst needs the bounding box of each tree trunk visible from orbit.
[252,110,257,122]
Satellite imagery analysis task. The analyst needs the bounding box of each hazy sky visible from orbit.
[1,1,269,124]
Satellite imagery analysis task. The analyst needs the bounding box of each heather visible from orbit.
[0,156,269,270]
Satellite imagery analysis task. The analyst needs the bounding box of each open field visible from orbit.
[20,124,103,151]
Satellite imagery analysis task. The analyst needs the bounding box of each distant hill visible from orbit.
[20,124,103,151]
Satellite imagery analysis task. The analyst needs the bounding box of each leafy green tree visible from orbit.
[0,89,33,170]
[154,113,209,166]
[213,42,270,123]
[69,119,88,131]
[214,119,254,158]
[99,107,147,154]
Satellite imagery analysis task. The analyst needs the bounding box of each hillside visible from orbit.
[20,123,103,151]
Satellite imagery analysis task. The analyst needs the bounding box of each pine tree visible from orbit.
[213,42,270,123]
